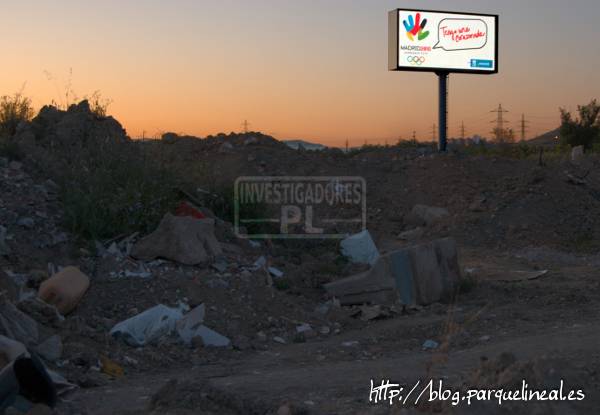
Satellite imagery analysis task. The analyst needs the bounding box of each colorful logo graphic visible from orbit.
[407,56,426,66]
[403,13,430,41]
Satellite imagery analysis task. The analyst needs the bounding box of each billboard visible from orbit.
[388,9,498,74]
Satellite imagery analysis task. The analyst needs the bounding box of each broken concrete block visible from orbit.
[324,238,460,306]
[405,205,449,227]
[340,230,379,265]
[131,214,223,266]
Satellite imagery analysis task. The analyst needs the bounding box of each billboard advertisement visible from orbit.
[388,9,498,74]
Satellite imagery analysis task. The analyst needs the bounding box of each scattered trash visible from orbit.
[273,336,286,345]
[487,269,548,282]
[268,266,284,278]
[251,256,267,270]
[176,304,205,345]
[341,341,359,348]
[325,238,460,306]
[479,335,491,342]
[340,230,380,266]
[571,145,584,163]
[99,356,125,378]
[175,201,206,219]
[110,304,184,347]
[295,324,317,339]
[131,214,223,266]
[565,171,586,186]
[422,339,439,350]
[0,336,58,411]
[38,266,90,315]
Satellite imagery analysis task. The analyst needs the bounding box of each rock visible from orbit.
[232,335,252,351]
[8,161,22,170]
[324,237,461,306]
[0,225,11,256]
[405,204,449,226]
[340,230,380,266]
[17,217,35,229]
[277,405,292,415]
[77,371,109,388]
[256,331,268,342]
[17,297,64,327]
[398,227,424,241]
[34,335,63,362]
[131,214,223,266]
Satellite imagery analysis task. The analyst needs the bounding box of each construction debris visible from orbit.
[324,238,461,306]
[131,214,223,265]
[340,230,380,265]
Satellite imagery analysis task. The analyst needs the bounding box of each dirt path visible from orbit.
[66,316,600,414]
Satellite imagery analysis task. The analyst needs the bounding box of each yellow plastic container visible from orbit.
[38,266,90,315]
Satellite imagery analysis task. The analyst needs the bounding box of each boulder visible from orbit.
[131,214,223,265]
[324,238,461,306]
[405,204,449,227]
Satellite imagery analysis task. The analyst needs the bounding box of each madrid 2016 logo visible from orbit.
[403,13,430,41]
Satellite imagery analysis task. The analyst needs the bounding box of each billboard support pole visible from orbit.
[437,71,449,152]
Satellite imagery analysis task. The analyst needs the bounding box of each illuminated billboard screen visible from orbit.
[388,9,498,74]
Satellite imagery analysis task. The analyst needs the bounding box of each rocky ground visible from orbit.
[1,103,599,414]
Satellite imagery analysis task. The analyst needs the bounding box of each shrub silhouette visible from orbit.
[560,99,600,149]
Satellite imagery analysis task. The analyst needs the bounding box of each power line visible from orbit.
[490,104,510,142]
[241,120,250,133]
[519,113,529,141]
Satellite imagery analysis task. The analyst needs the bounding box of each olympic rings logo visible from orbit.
[407,56,426,65]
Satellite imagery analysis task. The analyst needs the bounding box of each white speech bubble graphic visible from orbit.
[433,19,488,51]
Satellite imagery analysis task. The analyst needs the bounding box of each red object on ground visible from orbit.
[175,201,206,219]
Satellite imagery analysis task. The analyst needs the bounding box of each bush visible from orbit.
[559,99,600,149]
[58,141,179,240]
[0,91,34,137]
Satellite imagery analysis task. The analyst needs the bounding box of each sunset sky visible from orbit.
[2,0,599,146]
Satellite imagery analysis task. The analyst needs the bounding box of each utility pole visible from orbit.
[431,123,437,141]
[490,104,509,142]
[412,130,417,141]
[519,113,529,141]
[241,120,250,133]
[345,139,349,153]
[460,121,466,140]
